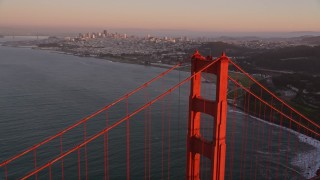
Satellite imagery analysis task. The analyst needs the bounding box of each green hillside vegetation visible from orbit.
[246,45,320,74]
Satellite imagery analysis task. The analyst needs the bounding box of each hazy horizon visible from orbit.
[1,0,320,37]
[1,26,320,38]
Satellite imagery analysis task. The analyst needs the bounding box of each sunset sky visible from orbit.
[0,0,320,35]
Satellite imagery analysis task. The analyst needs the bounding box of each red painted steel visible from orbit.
[186,51,229,180]
[126,97,130,180]
[2,52,320,180]
[20,58,220,180]
[228,59,320,130]
[186,50,202,180]
[228,76,320,137]
[104,111,109,180]
[0,63,181,169]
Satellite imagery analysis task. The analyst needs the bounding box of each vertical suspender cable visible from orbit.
[126,97,130,180]
[33,149,38,180]
[60,135,64,180]
[104,110,109,180]
[84,122,88,180]
[78,149,81,180]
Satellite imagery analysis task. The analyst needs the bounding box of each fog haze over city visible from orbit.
[1,0,320,37]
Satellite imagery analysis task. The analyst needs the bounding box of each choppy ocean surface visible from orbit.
[0,36,319,179]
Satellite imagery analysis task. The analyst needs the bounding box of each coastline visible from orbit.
[32,46,182,69]
[1,44,319,178]
[230,109,320,179]
[36,44,319,178]
[1,44,183,70]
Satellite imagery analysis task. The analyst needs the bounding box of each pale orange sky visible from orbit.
[0,0,320,34]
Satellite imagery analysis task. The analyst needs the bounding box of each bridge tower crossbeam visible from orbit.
[186,51,229,180]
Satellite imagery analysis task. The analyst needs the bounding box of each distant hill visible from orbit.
[245,45,320,75]
[190,41,256,57]
[189,42,320,75]
[300,36,320,45]
[215,36,261,41]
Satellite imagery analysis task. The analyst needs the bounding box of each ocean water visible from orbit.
[0,37,319,179]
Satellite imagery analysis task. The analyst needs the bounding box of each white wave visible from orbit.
[256,150,280,156]
[292,134,320,179]
[228,109,320,179]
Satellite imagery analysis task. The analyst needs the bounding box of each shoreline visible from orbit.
[2,44,319,178]
[230,109,320,179]
[33,46,182,69]
[44,43,319,178]
[2,44,184,70]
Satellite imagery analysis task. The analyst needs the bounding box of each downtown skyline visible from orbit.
[0,0,320,36]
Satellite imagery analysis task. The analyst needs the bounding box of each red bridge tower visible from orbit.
[186,51,229,180]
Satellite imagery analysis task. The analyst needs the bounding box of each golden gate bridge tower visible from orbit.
[187,51,229,180]
[0,50,319,180]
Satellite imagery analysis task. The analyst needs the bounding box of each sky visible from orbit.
[0,0,320,36]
